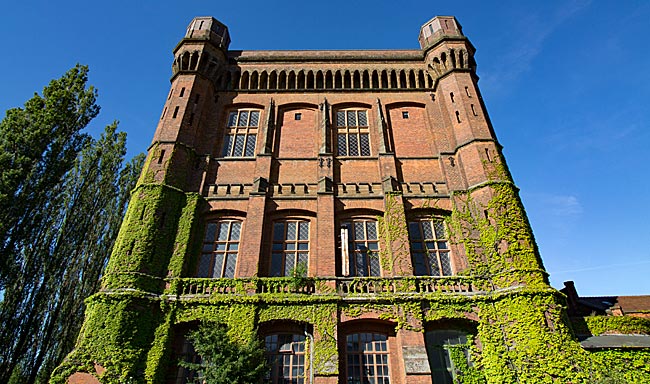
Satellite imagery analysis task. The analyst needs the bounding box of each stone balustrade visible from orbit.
[169,276,482,298]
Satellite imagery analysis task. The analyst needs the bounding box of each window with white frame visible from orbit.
[264,333,307,384]
[270,220,310,277]
[221,109,260,157]
[345,333,390,384]
[342,220,380,277]
[336,109,370,156]
[197,220,241,278]
[408,219,452,276]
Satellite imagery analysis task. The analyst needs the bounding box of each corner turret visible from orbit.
[418,16,463,50]
[184,16,231,51]
[172,17,230,80]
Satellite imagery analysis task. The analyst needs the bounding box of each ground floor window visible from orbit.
[173,337,201,384]
[345,333,390,384]
[425,330,470,384]
[264,333,307,383]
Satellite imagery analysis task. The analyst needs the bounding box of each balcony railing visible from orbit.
[168,276,483,298]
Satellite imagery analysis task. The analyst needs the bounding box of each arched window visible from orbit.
[264,333,307,383]
[335,109,371,157]
[342,219,380,277]
[425,330,471,384]
[271,220,310,277]
[408,219,452,276]
[197,220,241,278]
[222,109,260,157]
[345,333,390,383]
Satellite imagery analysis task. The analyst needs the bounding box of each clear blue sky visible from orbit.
[1,1,648,296]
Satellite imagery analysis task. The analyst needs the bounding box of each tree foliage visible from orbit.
[0,65,144,383]
[179,324,268,384]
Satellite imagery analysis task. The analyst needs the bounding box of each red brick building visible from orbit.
[55,15,650,384]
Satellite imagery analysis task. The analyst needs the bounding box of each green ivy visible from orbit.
[52,154,650,384]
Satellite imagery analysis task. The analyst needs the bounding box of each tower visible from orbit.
[52,15,636,384]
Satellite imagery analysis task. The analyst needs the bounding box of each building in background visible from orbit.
[54,15,650,384]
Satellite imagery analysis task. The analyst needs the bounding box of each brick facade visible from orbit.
[56,15,650,384]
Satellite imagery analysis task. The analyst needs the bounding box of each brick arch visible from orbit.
[276,102,319,111]
[330,101,373,110]
[269,70,277,89]
[268,208,317,219]
[239,70,250,89]
[259,71,268,90]
[258,319,313,334]
[223,102,266,110]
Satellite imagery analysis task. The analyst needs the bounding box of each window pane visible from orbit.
[249,111,260,126]
[413,253,427,275]
[212,253,225,277]
[204,223,217,241]
[358,111,368,126]
[422,221,434,239]
[366,221,378,239]
[270,253,283,277]
[286,222,297,240]
[284,254,295,276]
[298,242,309,250]
[337,111,346,126]
[238,111,249,126]
[348,134,359,156]
[355,253,368,276]
[408,222,421,240]
[429,254,441,276]
[434,221,446,239]
[224,254,237,278]
[273,223,285,241]
[359,134,370,156]
[298,253,308,267]
[222,135,233,157]
[233,134,245,157]
[230,222,241,240]
[227,112,237,126]
[244,134,256,156]
[298,221,309,240]
[440,252,452,276]
[369,256,381,276]
[197,254,212,277]
[354,222,365,240]
[218,222,229,241]
[347,111,356,126]
[337,134,347,156]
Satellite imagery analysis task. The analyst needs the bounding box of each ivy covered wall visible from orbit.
[51,161,650,383]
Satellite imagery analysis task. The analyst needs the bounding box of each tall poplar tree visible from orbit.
[0,66,145,383]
